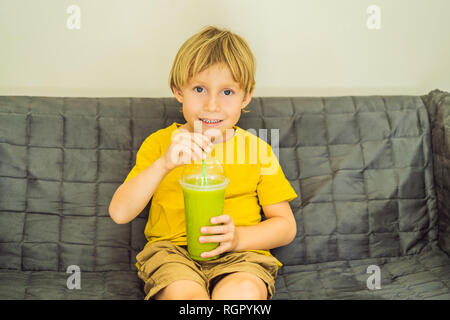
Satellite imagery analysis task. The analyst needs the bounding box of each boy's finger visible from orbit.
[211,214,231,224]
[193,132,212,151]
[169,144,191,163]
[199,234,232,243]
[201,225,227,235]
[177,140,203,160]
[201,244,227,258]
[199,235,220,243]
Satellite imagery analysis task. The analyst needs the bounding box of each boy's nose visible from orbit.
[204,97,220,112]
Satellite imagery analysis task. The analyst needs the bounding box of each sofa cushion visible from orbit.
[1,246,448,300]
[274,246,450,300]
[0,270,142,300]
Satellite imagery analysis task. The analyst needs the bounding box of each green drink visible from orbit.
[180,160,229,261]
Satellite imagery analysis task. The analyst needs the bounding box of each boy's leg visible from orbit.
[211,271,268,300]
[154,279,210,300]
[136,241,210,300]
[203,250,279,300]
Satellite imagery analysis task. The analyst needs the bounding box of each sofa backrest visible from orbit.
[0,94,438,271]
[265,95,438,265]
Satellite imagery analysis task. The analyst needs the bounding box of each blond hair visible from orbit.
[169,25,256,113]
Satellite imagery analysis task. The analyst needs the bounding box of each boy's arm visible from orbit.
[109,130,211,225]
[108,157,170,224]
[234,201,297,251]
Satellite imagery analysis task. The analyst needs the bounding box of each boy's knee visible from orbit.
[234,278,267,300]
[212,272,268,300]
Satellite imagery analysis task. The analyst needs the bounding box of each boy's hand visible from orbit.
[162,129,212,171]
[199,214,238,259]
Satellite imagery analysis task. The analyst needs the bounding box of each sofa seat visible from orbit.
[274,245,450,300]
[0,270,143,300]
[0,246,448,300]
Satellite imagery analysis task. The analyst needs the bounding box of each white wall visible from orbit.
[0,0,449,97]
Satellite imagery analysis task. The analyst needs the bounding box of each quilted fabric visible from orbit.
[275,246,450,299]
[0,270,142,299]
[421,90,450,255]
[0,90,449,299]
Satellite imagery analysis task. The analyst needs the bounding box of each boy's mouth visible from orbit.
[199,118,223,127]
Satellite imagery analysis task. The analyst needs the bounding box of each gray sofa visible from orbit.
[0,89,449,300]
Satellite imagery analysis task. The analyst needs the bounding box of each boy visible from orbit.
[109,25,298,300]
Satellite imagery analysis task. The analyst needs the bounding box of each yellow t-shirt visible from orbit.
[124,122,298,267]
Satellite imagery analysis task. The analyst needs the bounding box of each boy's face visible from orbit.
[172,63,253,143]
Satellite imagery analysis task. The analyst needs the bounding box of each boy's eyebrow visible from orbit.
[193,81,239,89]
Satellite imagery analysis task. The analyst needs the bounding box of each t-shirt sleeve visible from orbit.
[256,141,298,207]
[123,133,161,183]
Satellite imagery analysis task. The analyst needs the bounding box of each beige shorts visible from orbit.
[135,240,280,300]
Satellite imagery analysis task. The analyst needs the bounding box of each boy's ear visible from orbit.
[172,86,184,103]
[241,89,254,110]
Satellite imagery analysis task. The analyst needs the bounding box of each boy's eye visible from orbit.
[194,86,233,96]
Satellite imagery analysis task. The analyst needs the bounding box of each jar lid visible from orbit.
[179,152,229,191]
